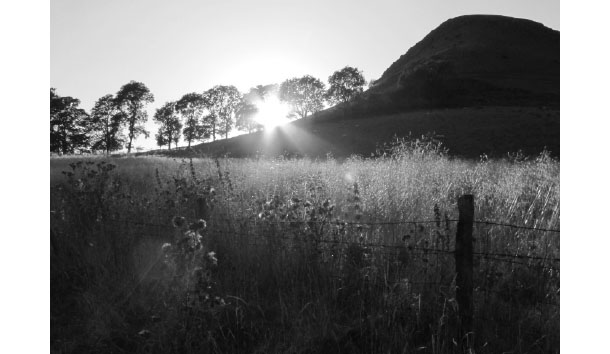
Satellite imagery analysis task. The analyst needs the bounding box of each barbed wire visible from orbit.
[120,217,559,234]
[110,217,560,264]
[473,251,559,263]
[473,220,560,233]
[235,218,560,233]
[238,218,457,226]
[475,254,560,271]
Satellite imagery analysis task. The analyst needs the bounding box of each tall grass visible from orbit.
[50,141,559,353]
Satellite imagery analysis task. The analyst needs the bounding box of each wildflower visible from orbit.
[172,216,186,228]
[184,230,202,249]
[161,243,172,252]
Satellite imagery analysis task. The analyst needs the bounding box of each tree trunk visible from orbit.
[127,113,136,153]
[105,119,110,157]
[61,127,68,154]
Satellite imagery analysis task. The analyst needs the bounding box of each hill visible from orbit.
[158,15,560,159]
[372,15,559,103]
[160,106,557,159]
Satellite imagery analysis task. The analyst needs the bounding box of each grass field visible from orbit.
[50,140,559,353]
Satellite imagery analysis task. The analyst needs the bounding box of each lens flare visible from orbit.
[254,95,290,130]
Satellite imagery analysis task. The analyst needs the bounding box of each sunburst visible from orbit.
[254,94,290,130]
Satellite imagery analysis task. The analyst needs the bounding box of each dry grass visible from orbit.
[50,140,559,353]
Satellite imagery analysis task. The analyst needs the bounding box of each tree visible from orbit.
[202,85,242,140]
[114,81,154,153]
[234,84,278,133]
[172,130,181,148]
[279,75,326,119]
[50,88,90,154]
[326,66,366,105]
[176,93,207,148]
[153,101,183,150]
[249,84,279,102]
[89,94,125,155]
[235,98,260,133]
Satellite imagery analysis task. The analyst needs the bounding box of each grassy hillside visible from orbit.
[156,106,558,159]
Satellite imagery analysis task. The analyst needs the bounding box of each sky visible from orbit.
[51,0,560,150]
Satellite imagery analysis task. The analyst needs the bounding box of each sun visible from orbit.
[254,95,290,130]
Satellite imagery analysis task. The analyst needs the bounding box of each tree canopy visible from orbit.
[50,88,90,154]
[235,98,260,134]
[326,66,366,105]
[279,76,326,119]
[50,65,369,153]
[89,94,125,155]
[248,84,279,102]
[176,93,207,147]
[203,85,242,140]
[154,101,183,150]
[114,81,154,153]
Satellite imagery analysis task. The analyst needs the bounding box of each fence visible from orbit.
[113,194,559,349]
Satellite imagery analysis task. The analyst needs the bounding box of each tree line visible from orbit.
[50,66,366,154]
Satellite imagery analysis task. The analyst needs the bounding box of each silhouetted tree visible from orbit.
[176,93,207,148]
[153,101,182,150]
[249,84,279,102]
[235,98,260,133]
[172,131,180,148]
[114,81,154,153]
[50,88,90,154]
[202,85,241,140]
[326,66,366,105]
[279,75,325,119]
[89,94,125,156]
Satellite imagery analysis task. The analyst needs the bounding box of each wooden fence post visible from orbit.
[456,194,474,346]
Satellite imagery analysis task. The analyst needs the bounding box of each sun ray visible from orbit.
[254,94,290,130]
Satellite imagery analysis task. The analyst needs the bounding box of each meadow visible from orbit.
[50,139,559,353]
